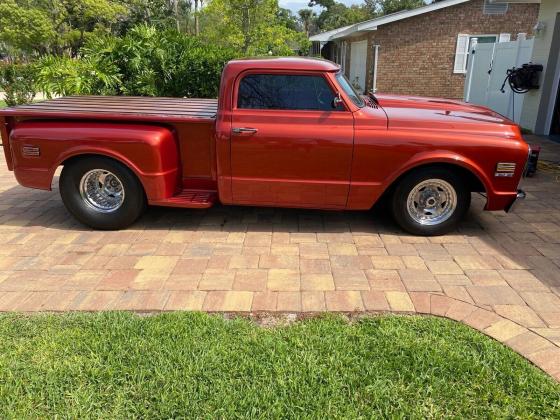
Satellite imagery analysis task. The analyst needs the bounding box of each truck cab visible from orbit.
[0,57,529,235]
[217,58,386,209]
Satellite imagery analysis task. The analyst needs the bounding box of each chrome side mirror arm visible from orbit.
[332,92,343,109]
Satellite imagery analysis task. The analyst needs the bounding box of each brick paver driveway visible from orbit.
[1,135,559,379]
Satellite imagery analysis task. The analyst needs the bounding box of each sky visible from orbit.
[279,0,363,14]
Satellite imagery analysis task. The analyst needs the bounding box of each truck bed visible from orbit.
[0,96,218,123]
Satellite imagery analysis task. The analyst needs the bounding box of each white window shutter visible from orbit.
[454,34,470,74]
[499,33,511,43]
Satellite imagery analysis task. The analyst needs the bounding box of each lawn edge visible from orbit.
[2,293,559,382]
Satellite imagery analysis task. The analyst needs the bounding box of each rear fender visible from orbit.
[9,121,180,201]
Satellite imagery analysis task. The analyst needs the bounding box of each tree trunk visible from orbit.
[194,0,199,35]
[242,5,250,53]
[173,0,180,31]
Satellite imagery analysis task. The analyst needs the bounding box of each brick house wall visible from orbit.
[337,0,539,99]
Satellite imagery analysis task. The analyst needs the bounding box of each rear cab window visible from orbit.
[237,74,344,111]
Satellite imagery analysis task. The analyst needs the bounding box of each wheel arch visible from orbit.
[59,152,148,199]
[378,160,488,208]
[54,152,150,205]
[387,161,485,193]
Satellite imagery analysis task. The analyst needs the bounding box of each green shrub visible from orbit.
[0,63,36,106]
[35,55,121,97]
[93,25,238,98]
[36,25,239,99]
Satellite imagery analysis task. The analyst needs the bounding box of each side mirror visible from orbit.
[332,93,343,109]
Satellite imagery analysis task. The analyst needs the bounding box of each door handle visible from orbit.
[232,127,258,134]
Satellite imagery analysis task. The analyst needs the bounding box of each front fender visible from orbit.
[386,151,493,196]
[387,152,521,211]
[9,121,180,201]
[347,150,494,210]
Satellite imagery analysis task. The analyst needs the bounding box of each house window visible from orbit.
[483,0,508,15]
[311,41,321,56]
[332,43,340,65]
[335,41,347,71]
[454,34,504,74]
[336,43,341,65]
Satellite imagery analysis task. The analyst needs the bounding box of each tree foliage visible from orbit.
[0,0,56,56]
[0,0,317,59]
[364,0,426,16]
[118,0,194,33]
[0,63,37,106]
[1,0,428,104]
[199,0,309,55]
[306,0,372,33]
[0,0,128,57]
[305,0,427,35]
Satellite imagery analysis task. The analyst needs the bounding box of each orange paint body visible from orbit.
[0,57,528,212]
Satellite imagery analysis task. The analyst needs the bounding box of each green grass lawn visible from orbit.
[0,100,6,108]
[0,313,558,418]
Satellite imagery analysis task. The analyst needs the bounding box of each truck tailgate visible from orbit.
[0,116,14,170]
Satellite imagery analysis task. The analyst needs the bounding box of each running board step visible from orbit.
[151,189,217,209]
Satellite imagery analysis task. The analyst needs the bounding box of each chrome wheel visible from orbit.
[79,169,125,213]
[406,178,457,226]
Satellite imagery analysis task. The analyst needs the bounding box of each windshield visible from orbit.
[336,72,365,108]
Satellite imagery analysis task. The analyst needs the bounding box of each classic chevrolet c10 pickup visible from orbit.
[0,57,529,235]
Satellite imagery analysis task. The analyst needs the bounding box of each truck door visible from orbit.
[230,72,354,208]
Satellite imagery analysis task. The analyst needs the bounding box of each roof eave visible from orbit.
[309,25,354,42]
[312,0,472,41]
[331,27,377,40]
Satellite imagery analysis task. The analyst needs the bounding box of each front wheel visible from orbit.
[60,156,146,230]
[391,168,470,236]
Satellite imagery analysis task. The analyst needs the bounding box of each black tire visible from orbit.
[391,167,471,236]
[60,156,146,230]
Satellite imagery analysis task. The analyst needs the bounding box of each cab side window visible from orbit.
[237,74,342,111]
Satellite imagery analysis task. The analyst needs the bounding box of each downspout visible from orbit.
[371,44,379,93]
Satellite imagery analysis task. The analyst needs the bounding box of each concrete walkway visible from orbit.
[0,135,559,380]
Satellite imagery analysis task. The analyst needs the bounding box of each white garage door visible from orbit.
[349,40,368,93]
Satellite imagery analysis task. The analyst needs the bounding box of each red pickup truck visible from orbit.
[0,57,529,235]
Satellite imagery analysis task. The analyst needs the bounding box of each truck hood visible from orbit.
[374,93,520,137]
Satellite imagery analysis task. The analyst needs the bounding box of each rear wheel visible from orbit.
[391,167,470,236]
[60,156,146,230]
